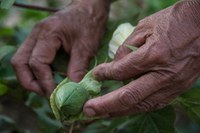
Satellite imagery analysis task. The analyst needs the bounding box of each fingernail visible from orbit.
[93,66,105,81]
[84,108,96,117]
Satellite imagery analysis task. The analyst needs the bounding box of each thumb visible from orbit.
[83,72,166,117]
[67,47,92,82]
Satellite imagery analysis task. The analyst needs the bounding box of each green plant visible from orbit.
[50,71,102,123]
[1,0,200,133]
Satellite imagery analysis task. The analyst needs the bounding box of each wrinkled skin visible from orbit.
[84,0,200,117]
[11,0,109,97]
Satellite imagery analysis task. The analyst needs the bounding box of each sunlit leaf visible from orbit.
[126,45,138,52]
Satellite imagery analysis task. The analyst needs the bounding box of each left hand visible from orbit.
[83,0,200,117]
[11,0,109,97]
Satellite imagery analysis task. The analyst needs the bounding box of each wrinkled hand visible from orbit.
[84,0,200,117]
[11,1,109,97]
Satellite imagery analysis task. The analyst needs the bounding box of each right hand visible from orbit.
[84,0,200,117]
[11,0,109,97]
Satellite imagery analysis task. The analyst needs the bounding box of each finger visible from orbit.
[115,28,151,60]
[13,64,45,96]
[93,40,163,81]
[108,100,161,117]
[11,24,45,95]
[109,96,169,117]
[29,38,61,97]
[109,81,187,117]
[84,72,169,117]
[67,46,93,82]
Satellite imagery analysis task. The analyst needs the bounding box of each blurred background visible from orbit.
[1,0,200,133]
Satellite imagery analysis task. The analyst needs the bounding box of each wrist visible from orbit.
[173,0,200,26]
[70,0,110,23]
[184,0,200,19]
[72,0,111,12]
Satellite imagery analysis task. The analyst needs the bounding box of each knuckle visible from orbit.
[29,57,40,69]
[147,50,165,65]
[137,17,150,28]
[148,72,169,88]
[34,18,57,32]
[150,44,170,64]
[136,100,155,112]
[156,103,167,110]
[117,45,130,56]
[150,70,174,86]
[41,22,52,31]
[168,68,189,83]
[118,89,138,107]
[17,78,32,91]
[99,103,110,114]
[111,64,124,80]
[11,56,18,66]
[150,49,163,62]
[11,55,22,67]
[164,71,176,83]
[88,99,109,114]
[149,72,163,81]
[34,22,43,29]
[41,17,60,30]
[21,82,31,90]
[138,19,145,26]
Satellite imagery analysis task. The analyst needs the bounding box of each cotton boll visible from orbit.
[108,23,135,59]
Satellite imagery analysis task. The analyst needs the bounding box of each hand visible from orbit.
[83,0,200,117]
[11,0,109,97]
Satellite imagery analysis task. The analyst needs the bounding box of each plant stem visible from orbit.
[13,2,60,12]
[69,123,74,133]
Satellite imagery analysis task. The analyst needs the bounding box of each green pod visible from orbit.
[50,70,102,122]
[55,82,89,118]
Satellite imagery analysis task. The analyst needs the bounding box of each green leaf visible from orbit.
[0,0,15,9]
[175,88,200,125]
[0,27,15,36]
[26,93,62,133]
[0,52,16,81]
[50,78,70,121]
[0,115,17,131]
[53,72,64,84]
[0,83,9,96]
[84,106,176,133]
[0,45,16,61]
[114,106,176,133]
[80,70,102,95]
[126,45,138,52]
[193,78,200,89]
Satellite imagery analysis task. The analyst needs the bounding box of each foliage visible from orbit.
[1,0,200,133]
[83,106,176,133]
[0,0,15,9]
